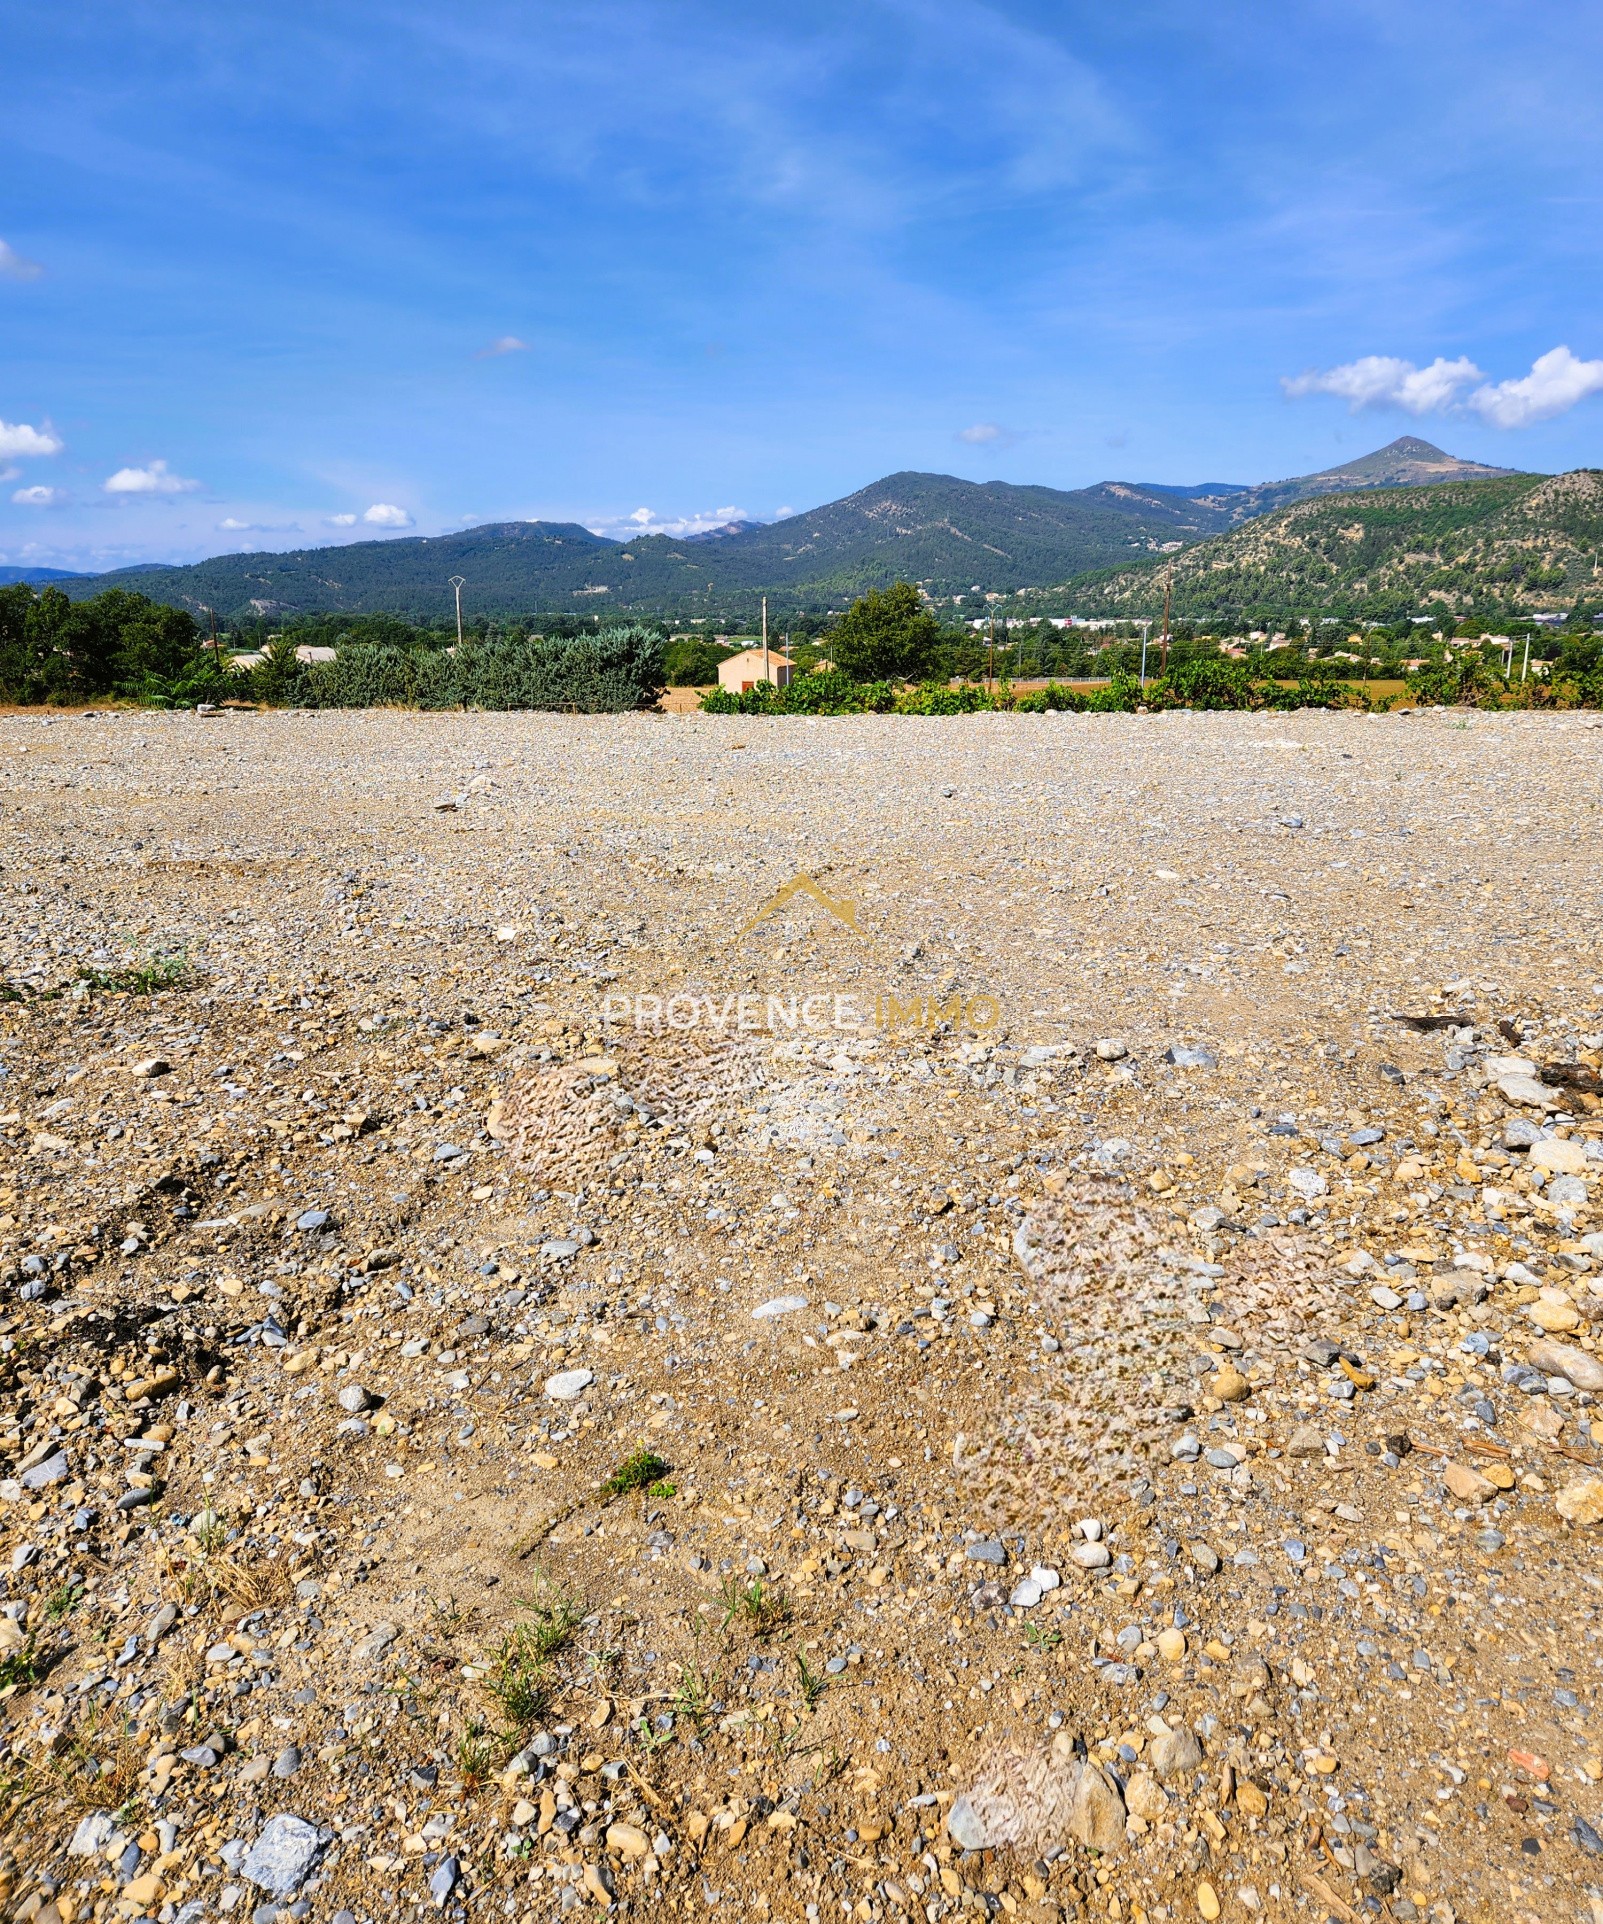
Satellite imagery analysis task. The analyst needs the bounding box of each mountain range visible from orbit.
[46,437,1520,620]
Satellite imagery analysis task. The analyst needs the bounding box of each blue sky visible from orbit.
[6,1,1603,569]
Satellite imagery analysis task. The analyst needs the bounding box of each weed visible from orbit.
[428,1593,481,1641]
[671,1660,714,1731]
[795,1652,827,1711]
[0,1635,42,1690]
[719,1577,791,1638]
[520,1582,580,1661]
[484,1624,554,1731]
[456,1721,510,1787]
[1023,1624,1063,1652]
[45,1581,84,1622]
[597,1447,670,1502]
[76,953,189,996]
[647,1478,677,1499]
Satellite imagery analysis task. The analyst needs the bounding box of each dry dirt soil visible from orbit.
[2,705,1603,1924]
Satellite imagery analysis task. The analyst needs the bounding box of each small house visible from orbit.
[716,648,793,693]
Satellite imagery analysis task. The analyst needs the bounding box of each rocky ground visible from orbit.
[1,703,1602,1924]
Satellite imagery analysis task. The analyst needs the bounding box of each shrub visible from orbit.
[1013,682,1088,713]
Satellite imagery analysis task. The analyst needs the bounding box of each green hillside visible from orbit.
[53,439,1525,622]
[1061,468,1603,621]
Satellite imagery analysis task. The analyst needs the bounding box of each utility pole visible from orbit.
[1139,619,1151,690]
[988,614,996,693]
[1160,574,1172,675]
[449,576,466,649]
[206,606,222,672]
[762,595,769,686]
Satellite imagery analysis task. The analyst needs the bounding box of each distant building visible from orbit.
[295,645,337,664]
[716,648,793,693]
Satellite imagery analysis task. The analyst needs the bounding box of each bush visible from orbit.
[1013,682,1088,713]
[892,680,1006,714]
[699,671,896,716]
[292,626,666,713]
[1405,654,1507,708]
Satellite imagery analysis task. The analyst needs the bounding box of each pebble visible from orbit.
[544,1367,595,1400]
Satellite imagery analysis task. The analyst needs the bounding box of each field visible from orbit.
[2,704,1602,1924]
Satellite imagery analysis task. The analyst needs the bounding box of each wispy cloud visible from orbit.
[0,238,42,282]
[362,502,414,528]
[586,503,756,538]
[327,512,358,526]
[218,516,301,533]
[103,458,201,494]
[957,421,1021,447]
[11,484,65,506]
[0,418,65,459]
[1284,344,1603,427]
[1468,345,1603,427]
[476,335,529,357]
[1282,354,1484,414]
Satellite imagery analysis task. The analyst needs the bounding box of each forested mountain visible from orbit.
[50,439,1527,620]
[1064,468,1603,621]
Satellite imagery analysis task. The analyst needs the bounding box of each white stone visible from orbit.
[751,1294,808,1320]
[544,1368,594,1401]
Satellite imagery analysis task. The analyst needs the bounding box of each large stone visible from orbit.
[1442,1461,1496,1506]
[544,1368,594,1401]
[355,1622,398,1661]
[1150,1726,1204,1780]
[1556,1477,1603,1527]
[1068,1761,1127,1854]
[69,1812,116,1857]
[946,1795,995,1851]
[1430,1269,1489,1310]
[1498,1073,1556,1108]
[20,1452,69,1491]
[1531,1137,1588,1177]
[1210,1363,1250,1403]
[241,1814,325,1895]
[1124,1768,1169,1822]
[751,1295,808,1320]
[1529,1292,1582,1334]
[1528,1340,1603,1394]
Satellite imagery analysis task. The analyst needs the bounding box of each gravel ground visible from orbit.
[2,704,1602,1924]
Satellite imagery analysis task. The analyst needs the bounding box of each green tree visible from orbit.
[829,583,943,683]
[663,637,732,686]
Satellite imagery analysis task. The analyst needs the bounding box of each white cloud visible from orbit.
[11,485,64,507]
[0,418,64,459]
[0,239,42,282]
[1284,344,1603,428]
[363,502,414,528]
[959,422,1004,443]
[588,504,755,538]
[1468,345,1603,428]
[103,458,201,495]
[327,512,358,526]
[1281,355,1484,414]
[218,517,301,533]
[476,335,529,357]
